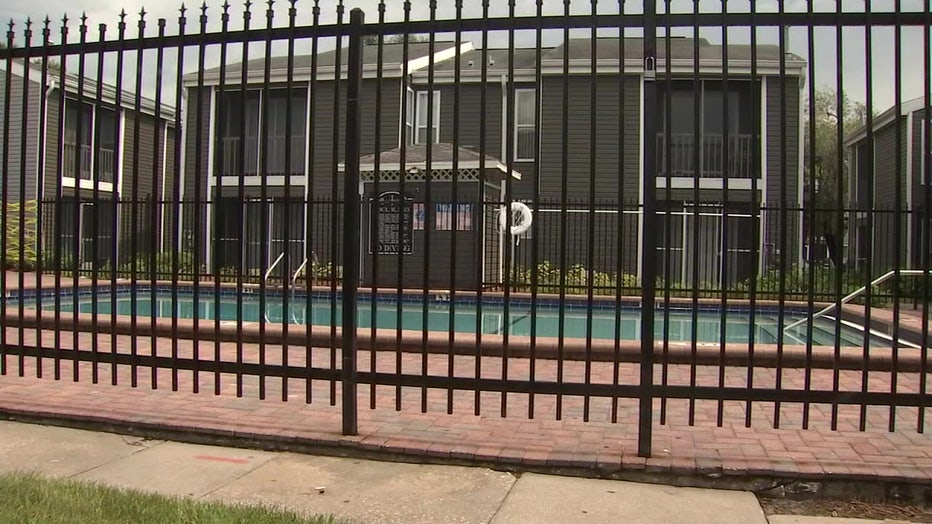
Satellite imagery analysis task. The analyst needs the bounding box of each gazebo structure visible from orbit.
[343,143,522,290]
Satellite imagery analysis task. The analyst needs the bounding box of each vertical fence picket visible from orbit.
[0,0,929,464]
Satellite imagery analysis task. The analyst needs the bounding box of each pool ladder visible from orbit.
[262,253,316,325]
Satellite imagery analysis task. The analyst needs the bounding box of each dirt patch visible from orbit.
[760,498,932,522]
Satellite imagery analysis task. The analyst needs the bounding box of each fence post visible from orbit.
[638,0,657,458]
[341,7,364,436]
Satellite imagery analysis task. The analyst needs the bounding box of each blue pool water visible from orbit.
[21,288,881,347]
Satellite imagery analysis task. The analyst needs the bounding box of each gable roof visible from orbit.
[187,36,806,85]
[845,96,929,147]
[1,59,177,121]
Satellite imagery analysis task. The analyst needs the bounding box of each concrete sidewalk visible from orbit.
[0,420,911,524]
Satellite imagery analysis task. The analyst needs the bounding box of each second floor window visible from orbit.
[515,89,537,161]
[217,88,307,177]
[63,100,117,184]
[657,80,756,179]
[406,89,440,145]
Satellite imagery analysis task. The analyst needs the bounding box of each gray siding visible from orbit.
[910,109,928,211]
[538,75,641,201]
[163,126,178,251]
[0,69,43,203]
[847,114,912,273]
[42,89,61,201]
[182,86,212,264]
[436,81,503,178]
[872,119,908,209]
[120,113,163,262]
[763,74,802,268]
[310,78,400,199]
[528,75,641,275]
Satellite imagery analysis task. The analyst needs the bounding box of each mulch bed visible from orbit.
[760,498,932,522]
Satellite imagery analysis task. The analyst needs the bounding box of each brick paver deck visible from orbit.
[1,271,930,489]
[0,328,929,486]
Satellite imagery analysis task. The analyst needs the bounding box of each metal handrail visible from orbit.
[784,269,930,332]
[262,252,287,324]
[264,251,287,283]
[291,257,309,288]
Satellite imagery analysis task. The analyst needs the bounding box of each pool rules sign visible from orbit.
[371,191,413,255]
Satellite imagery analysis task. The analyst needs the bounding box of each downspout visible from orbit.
[39,78,57,257]
[500,73,507,164]
[906,110,914,267]
[41,78,56,201]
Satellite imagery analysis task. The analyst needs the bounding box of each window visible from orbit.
[657,80,755,179]
[405,88,415,145]
[217,90,259,176]
[264,91,308,175]
[434,203,472,231]
[216,88,307,177]
[415,90,440,145]
[63,100,117,183]
[515,89,536,161]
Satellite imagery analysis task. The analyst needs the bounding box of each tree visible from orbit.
[364,33,429,45]
[804,88,869,265]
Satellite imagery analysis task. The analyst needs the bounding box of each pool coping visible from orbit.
[6,277,835,310]
[3,303,920,372]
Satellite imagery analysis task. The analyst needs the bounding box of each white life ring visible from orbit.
[499,201,533,236]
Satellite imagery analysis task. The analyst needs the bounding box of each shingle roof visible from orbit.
[193,41,445,79]
[191,36,804,81]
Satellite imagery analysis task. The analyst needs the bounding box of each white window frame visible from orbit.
[514,88,537,162]
[62,98,116,192]
[415,90,440,145]
[404,87,415,145]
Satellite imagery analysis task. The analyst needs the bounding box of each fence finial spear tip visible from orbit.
[222,0,231,12]
[80,12,88,25]
[139,7,147,19]
[244,0,252,12]
[44,16,51,27]
[200,2,208,14]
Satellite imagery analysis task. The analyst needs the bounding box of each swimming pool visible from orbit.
[19,286,882,347]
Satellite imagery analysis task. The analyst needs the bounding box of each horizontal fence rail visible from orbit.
[0,0,930,459]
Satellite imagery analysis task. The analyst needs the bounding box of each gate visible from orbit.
[0,0,929,459]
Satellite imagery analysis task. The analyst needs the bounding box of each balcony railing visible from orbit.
[656,133,755,179]
[63,143,116,184]
[218,135,305,177]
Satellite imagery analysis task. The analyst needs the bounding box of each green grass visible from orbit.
[0,472,344,524]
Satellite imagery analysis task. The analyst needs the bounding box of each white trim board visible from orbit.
[655,177,763,191]
[62,177,114,192]
[215,175,307,187]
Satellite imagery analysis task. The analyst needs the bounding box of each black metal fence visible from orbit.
[1,0,929,457]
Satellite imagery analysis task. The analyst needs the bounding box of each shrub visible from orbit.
[3,201,39,271]
[512,261,639,296]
